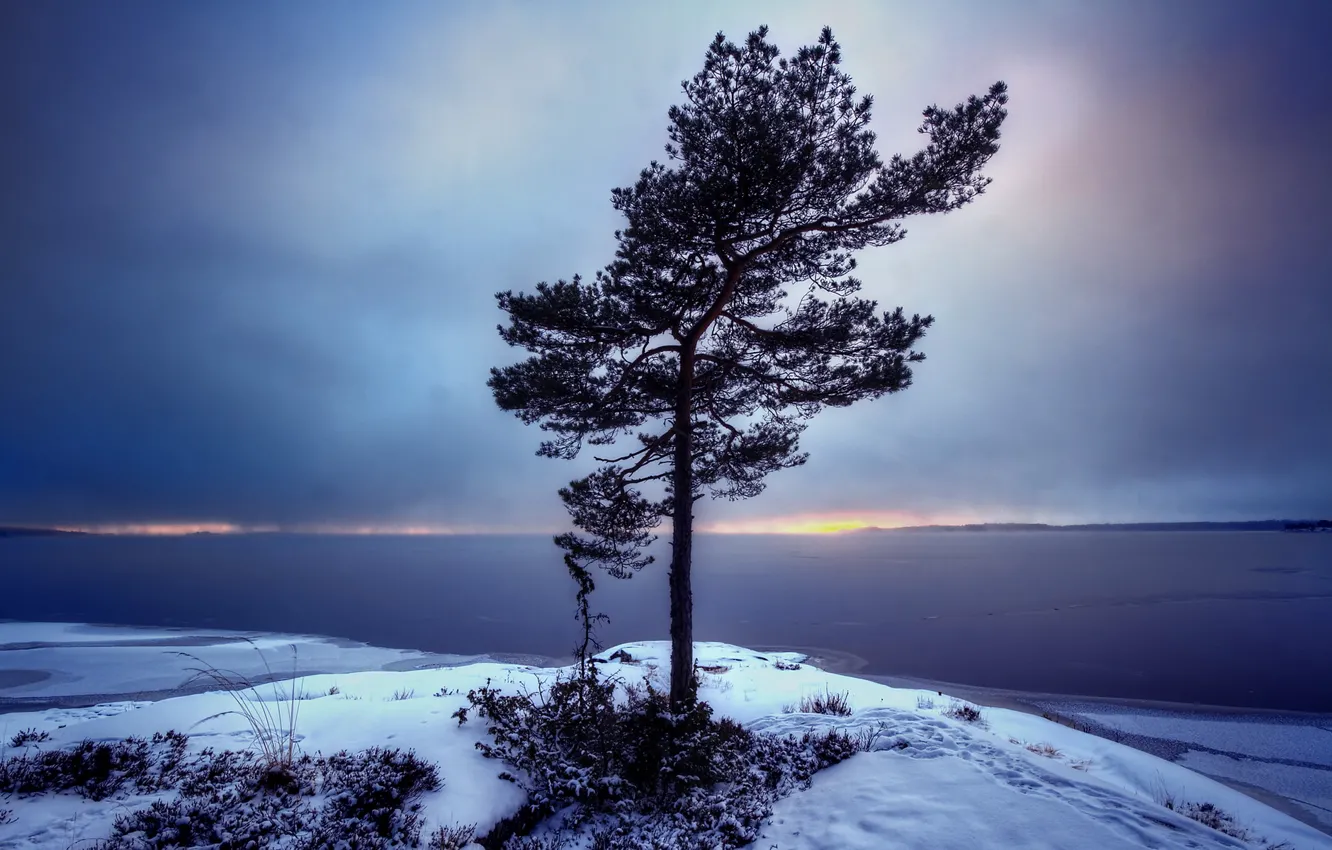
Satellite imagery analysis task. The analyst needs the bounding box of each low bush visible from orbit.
[466,668,865,849]
[943,701,984,724]
[786,689,852,716]
[0,730,187,801]
[428,823,478,850]
[105,746,440,848]
[8,728,51,748]
[3,731,441,849]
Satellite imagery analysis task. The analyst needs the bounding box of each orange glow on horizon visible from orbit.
[699,510,981,534]
[53,522,263,536]
[49,512,989,536]
[50,522,498,536]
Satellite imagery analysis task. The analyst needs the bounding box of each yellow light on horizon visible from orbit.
[53,522,259,536]
[700,510,979,535]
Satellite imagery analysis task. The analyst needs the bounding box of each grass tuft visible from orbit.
[173,640,304,771]
[943,701,985,724]
[427,822,477,850]
[784,689,853,716]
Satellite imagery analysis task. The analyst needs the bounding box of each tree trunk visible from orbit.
[668,350,695,709]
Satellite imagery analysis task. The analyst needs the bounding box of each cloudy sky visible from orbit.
[3,0,1329,534]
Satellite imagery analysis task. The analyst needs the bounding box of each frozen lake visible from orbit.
[3,530,1330,710]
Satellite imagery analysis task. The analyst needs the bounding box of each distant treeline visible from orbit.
[0,527,84,538]
[1283,520,1332,532]
[869,521,1325,533]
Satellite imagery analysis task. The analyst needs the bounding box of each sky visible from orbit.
[2,0,1330,534]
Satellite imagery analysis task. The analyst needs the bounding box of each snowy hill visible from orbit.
[2,634,1328,848]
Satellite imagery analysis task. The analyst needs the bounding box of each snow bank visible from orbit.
[1,639,1328,849]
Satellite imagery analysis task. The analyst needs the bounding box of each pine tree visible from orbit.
[490,27,1008,707]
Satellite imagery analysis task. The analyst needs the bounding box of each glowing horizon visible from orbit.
[698,510,985,535]
[39,511,989,536]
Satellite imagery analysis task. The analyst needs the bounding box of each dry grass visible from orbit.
[174,641,304,771]
[428,823,477,850]
[1151,779,1279,844]
[1025,742,1062,758]
[943,701,984,724]
[784,689,853,716]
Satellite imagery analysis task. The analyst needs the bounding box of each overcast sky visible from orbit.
[3,1,1329,533]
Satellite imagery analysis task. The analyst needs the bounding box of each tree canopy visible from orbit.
[490,26,1008,704]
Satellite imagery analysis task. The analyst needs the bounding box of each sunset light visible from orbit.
[699,511,981,534]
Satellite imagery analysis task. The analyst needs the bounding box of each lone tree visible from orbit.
[491,27,1008,707]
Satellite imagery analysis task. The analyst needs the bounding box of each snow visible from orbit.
[2,630,1330,849]
[0,621,526,703]
[1080,712,1332,767]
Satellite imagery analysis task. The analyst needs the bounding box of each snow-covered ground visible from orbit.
[1066,707,1332,834]
[1,624,1329,848]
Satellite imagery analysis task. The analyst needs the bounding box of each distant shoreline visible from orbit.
[860,520,1330,533]
[4,520,1330,537]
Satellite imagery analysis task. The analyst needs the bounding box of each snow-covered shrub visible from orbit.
[3,730,440,849]
[786,689,852,716]
[468,669,748,812]
[7,727,50,748]
[467,669,865,849]
[944,701,985,724]
[103,745,441,848]
[427,822,477,850]
[0,730,187,801]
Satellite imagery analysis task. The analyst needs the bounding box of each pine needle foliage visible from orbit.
[490,25,1008,704]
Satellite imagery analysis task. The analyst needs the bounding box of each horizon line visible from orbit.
[1,517,1322,538]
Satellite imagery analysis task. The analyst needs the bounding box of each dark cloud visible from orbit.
[2,1,1329,529]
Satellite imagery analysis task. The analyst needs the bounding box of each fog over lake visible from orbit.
[3,531,1329,711]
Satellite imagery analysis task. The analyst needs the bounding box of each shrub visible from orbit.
[793,689,852,716]
[428,823,477,850]
[3,730,441,849]
[8,728,51,748]
[105,746,440,849]
[0,731,187,801]
[467,667,865,849]
[943,701,984,724]
[389,688,416,701]
[915,695,936,710]
[772,659,801,671]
